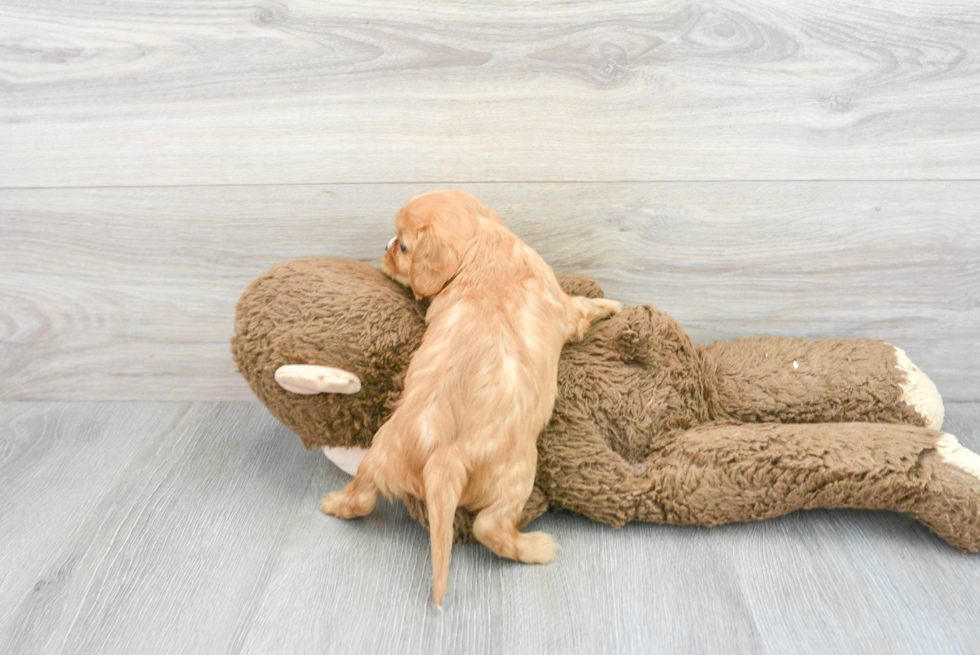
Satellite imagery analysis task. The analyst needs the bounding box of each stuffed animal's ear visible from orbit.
[409,224,461,299]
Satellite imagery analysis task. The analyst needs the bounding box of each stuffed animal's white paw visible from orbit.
[936,433,980,483]
[321,446,368,476]
[890,345,944,430]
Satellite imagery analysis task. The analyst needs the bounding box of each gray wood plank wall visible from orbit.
[1,0,978,402]
[3,0,980,185]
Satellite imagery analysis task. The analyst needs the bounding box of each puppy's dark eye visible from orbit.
[399,241,407,253]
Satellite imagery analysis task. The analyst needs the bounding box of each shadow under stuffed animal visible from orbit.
[232,257,980,552]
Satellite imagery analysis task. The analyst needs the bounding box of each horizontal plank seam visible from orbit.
[2,400,978,407]
[2,179,980,191]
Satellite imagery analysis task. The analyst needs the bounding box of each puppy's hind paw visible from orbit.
[319,491,348,517]
[320,489,375,519]
[516,531,557,564]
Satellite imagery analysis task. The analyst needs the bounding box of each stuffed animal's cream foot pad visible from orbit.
[322,446,368,476]
[275,364,361,395]
[891,346,944,430]
[937,433,980,483]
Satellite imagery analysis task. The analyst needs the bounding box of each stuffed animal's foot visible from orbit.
[321,446,368,476]
[890,346,944,430]
[936,433,980,485]
[275,364,361,395]
[911,432,980,552]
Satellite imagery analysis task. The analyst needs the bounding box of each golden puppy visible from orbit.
[320,190,621,606]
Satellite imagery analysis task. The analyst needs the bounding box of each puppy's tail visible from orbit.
[424,454,466,607]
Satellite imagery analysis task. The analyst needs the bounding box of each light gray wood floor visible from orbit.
[2,400,979,655]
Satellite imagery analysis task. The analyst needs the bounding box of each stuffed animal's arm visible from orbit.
[702,337,944,429]
[632,421,980,552]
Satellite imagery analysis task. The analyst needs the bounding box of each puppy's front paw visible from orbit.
[595,298,622,319]
[516,531,557,564]
[570,297,624,341]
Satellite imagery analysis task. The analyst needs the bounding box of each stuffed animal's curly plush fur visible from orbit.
[232,258,980,551]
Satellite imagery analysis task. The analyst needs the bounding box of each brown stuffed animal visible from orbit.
[231,257,980,552]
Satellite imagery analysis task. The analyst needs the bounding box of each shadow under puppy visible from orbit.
[319,190,621,606]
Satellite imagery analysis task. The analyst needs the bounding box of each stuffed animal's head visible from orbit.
[232,257,604,452]
[232,258,427,449]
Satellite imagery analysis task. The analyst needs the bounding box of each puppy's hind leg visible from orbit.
[568,295,622,341]
[471,464,556,565]
[424,454,467,607]
[320,449,381,519]
[472,501,556,565]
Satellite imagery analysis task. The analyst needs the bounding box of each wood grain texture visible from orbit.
[0,402,316,655]
[244,404,980,654]
[1,401,977,654]
[239,459,765,655]
[730,402,980,655]
[0,403,187,627]
[2,0,980,186]
[1,182,977,401]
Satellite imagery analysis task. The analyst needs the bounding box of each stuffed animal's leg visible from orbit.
[703,337,943,429]
[638,422,980,552]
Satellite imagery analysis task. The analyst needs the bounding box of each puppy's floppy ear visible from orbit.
[410,224,461,299]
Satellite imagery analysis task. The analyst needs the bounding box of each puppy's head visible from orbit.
[382,190,492,299]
